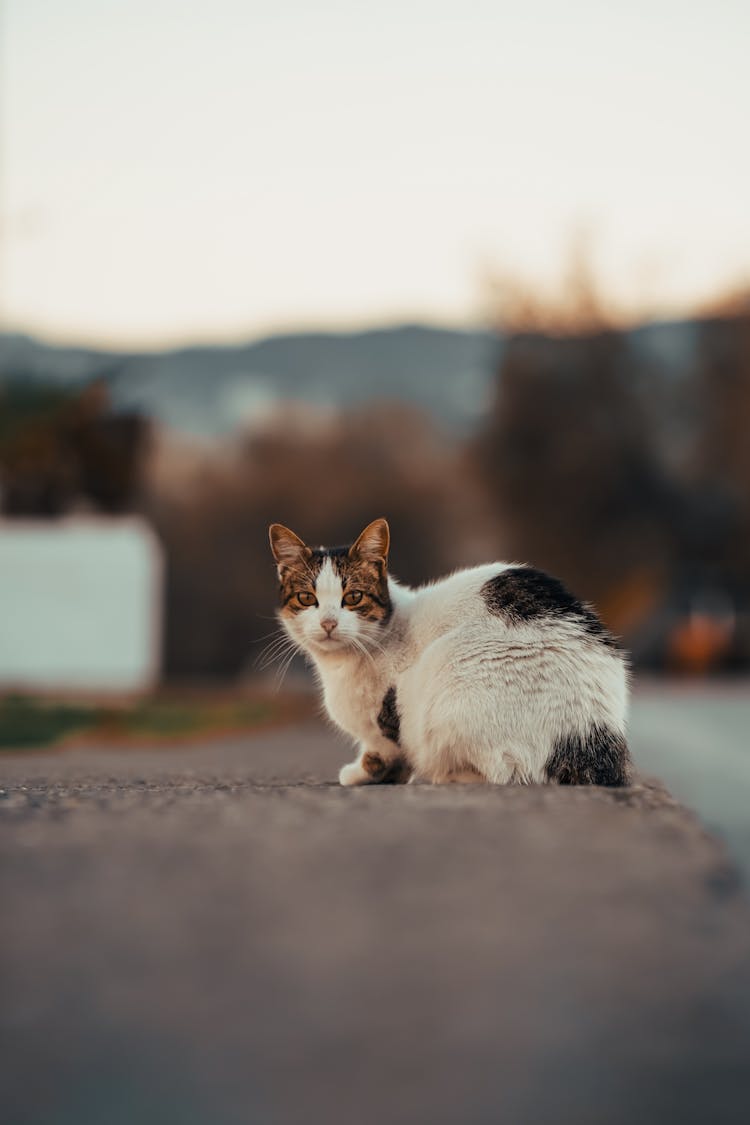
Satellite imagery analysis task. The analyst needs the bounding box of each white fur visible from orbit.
[279,563,629,786]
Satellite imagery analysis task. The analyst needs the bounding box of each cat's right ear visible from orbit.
[269,524,309,568]
[350,518,390,563]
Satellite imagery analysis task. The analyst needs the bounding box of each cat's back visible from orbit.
[396,561,628,782]
[399,562,514,644]
[401,561,620,659]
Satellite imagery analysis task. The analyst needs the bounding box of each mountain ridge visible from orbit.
[0,319,694,437]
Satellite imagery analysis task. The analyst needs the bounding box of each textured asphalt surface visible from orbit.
[2,722,750,1125]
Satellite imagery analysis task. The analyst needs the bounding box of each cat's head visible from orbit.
[269,518,392,656]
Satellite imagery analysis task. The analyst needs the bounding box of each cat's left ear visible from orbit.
[269,523,310,568]
[350,518,390,564]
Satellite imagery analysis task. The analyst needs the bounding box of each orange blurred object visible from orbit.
[667,613,735,674]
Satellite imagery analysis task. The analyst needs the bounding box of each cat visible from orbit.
[269,517,631,787]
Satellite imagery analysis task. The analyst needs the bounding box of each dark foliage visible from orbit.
[481,567,617,645]
[474,312,750,670]
[0,380,148,516]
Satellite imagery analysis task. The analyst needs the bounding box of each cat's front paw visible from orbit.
[338,761,369,786]
[339,752,412,786]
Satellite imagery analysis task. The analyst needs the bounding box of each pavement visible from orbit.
[2,721,750,1125]
[628,682,750,879]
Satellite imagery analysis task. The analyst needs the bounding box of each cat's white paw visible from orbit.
[338,761,369,786]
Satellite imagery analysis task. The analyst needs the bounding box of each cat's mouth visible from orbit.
[313,632,347,650]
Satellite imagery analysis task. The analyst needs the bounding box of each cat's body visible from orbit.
[269,519,631,787]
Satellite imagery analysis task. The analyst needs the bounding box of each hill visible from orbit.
[0,319,695,437]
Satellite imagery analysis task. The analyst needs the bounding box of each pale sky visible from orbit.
[2,0,749,347]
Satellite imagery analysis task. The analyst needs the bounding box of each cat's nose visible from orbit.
[320,617,338,636]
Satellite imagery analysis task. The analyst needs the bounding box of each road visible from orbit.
[2,719,750,1125]
[628,681,750,877]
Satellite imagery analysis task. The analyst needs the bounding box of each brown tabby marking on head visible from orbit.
[278,554,321,616]
[324,551,391,624]
[269,520,392,623]
[269,523,319,616]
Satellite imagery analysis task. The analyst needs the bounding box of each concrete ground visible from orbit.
[2,722,750,1125]
[628,682,750,878]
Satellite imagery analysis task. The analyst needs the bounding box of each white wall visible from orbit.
[0,518,163,693]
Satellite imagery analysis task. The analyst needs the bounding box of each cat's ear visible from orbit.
[269,523,309,567]
[350,518,390,564]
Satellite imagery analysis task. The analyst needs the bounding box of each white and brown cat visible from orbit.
[269,518,630,786]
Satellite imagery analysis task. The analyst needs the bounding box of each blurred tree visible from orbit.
[694,312,750,579]
[0,379,149,516]
[688,310,750,666]
[475,255,750,670]
[148,403,472,679]
[475,327,674,626]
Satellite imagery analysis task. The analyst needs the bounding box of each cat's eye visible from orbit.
[342,590,363,607]
[297,590,317,607]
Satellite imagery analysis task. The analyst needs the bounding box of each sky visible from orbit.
[2,0,749,347]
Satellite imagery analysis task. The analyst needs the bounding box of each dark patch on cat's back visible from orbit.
[546,725,631,786]
[481,567,617,646]
[482,567,581,620]
[377,686,400,745]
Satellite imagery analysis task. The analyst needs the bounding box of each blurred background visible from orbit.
[5,12,750,1123]
[0,0,749,802]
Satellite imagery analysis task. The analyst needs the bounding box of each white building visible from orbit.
[0,518,163,693]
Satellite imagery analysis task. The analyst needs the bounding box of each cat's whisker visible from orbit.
[349,630,387,660]
[258,643,297,672]
[361,634,387,656]
[255,633,299,670]
[254,631,292,657]
[257,650,293,673]
[258,631,292,650]
[273,643,302,688]
[252,627,289,644]
[254,628,304,685]
[349,635,378,670]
